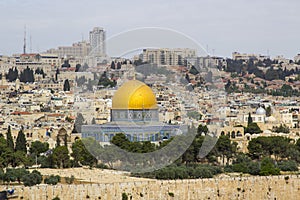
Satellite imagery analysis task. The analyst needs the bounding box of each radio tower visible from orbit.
[23,25,26,54]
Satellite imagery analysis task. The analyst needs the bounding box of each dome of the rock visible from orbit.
[112,80,158,110]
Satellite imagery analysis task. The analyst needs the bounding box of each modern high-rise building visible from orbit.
[89,27,106,56]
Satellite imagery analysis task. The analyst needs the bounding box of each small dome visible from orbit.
[256,107,266,115]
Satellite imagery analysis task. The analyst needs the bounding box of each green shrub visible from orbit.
[122,193,128,200]
[194,166,213,178]
[224,165,234,173]
[278,160,298,171]
[232,163,249,173]
[259,157,280,176]
[44,175,61,185]
[248,162,260,175]
[22,170,42,187]
[65,175,75,184]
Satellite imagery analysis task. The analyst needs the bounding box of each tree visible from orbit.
[71,139,98,167]
[65,175,75,184]
[61,60,70,68]
[247,113,253,126]
[56,135,60,147]
[19,66,34,83]
[272,124,290,133]
[13,150,29,167]
[117,62,121,69]
[245,122,262,134]
[278,160,298,171]
[6,126,14,151]
[0,169,4,184]
[187,111,202,120]
[248,136,291,160]
[55,68,60,81]
[248,161,260,175]
[197,124,208,135]
[111,61,115,69]
[216,135,237,165]
[63,79,70,91]
[75,64,81,72]
[44,175,61,185]
[15,128,27,153]
[98,72,116,88]
[30,141,49,156]
[266,106,272,117]
[111,133,131,150]
[52,146,70,168]
[64,134,68,146]
[6,67,19,82]
[22,170,42,186]
[11,168,29,183]
[189,66,199,75]
[73,113,85,133]
[259,157,280,176]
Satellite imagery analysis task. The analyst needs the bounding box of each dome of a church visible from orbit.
[256,106,266,115]
[112,80,158,110]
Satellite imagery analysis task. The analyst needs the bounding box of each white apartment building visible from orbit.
[294,54,300,63]
[89,27,106,56]
[232,52,270,61]
[142,48,196,66]
[46,41,91,58]
[0,55,16,72]
[187,56,226,68]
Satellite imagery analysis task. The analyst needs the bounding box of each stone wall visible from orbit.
[4,175,300,200]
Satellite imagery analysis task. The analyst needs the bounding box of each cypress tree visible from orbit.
[64,134,68,146]
[63,79,70,91]
[247,113,253,126]
[56,136,60,147]
[15,128,27,153]
[6,125,14,151]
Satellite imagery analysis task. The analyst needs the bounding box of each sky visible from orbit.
[0,0,300,58]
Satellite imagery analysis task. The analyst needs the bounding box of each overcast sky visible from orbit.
[1,0,300,58]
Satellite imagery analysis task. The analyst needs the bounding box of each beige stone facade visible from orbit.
[2,172,299,200]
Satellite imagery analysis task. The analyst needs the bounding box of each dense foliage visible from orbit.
[0,124,299,184]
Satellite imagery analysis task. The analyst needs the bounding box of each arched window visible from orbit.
[221,131,225,136]
[231,131,236,139]
[237,131,242,137]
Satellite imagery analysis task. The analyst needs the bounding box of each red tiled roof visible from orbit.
[11,111,32,115]
[47,113,64,117]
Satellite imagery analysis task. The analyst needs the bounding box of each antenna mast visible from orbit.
[30,35,32,53]
[23,25,26,54]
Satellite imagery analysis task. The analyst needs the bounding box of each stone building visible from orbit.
[82,80,186,143]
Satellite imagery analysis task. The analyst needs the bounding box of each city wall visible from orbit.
[5,175,300,200]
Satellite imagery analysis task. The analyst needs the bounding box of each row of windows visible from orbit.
[83,132,171,142]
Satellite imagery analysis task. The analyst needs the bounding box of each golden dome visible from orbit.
[112,80,158,110]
